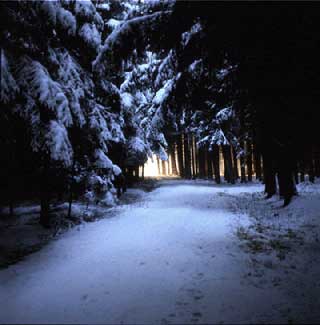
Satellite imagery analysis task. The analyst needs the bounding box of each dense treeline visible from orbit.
[1,1,320,226]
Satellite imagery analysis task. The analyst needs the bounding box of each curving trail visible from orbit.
[0,180,288,324]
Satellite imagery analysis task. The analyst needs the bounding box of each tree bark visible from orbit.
[246,140,253,182]
[177,134,184,177]
[198,146,206,178]
[184,133,192,179]
[222,145,235,184]
[161,159,166,176]
[170,143,178,175]
[232,146,239,180]
[212,145,221,184]
[262,151,276,198]
[240,141,247,183]
[207,147,213,179]
[253,140,262,181]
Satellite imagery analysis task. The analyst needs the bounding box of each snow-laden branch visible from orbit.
[93,10,172,71]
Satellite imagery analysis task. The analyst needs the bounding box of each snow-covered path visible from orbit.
[0,181,287,324]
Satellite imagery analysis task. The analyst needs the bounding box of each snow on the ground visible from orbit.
[0,180,319,324]
[230,179,320,324]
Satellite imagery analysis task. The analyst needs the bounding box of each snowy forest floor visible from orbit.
[0,179,159,269]
[0,179,320,324]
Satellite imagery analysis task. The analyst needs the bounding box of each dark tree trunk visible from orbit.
[277,151,296,206]
[222,145,235,184]
[161,159,166,176]
[177,134,184,177]
[212,145,221,184]
[194,137,199,178]
[246,140,253,182]
[262,151,276,198]
[198,146,206,178]
[156,157,161,176]
[240,142,247,183]
[232,147,239,180]
[135,166,140,179]
[190,136,196,177]
[223,148,230,183]
[253,142,262,181]
[184,133,192,179]
[207,147,213,179]
[170,143,178,175]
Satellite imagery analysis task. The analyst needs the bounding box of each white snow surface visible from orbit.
[0,180,319,324]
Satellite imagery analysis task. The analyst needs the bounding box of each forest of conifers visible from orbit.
[1,0,320,226]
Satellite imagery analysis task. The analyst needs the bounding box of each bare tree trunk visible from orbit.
[222,145,235,184]
[246,140,253,182]
[240,141,246,183]
[190,135,195,178]
[212,145,221,184]
[161,159,166,176]
[184,133,192,179]
[170,143,178,175]
[262,151,276,198]
[177,134,184,177]
[207,147,213,179]
[232,147,239,180]
[254,147,262,181]
[198,146,206,178]
[156,157,161,176]
[194,137,199,178]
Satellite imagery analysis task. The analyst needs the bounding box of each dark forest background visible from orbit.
[1,1,320,226]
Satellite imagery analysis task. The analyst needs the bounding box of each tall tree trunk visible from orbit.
[253,146,262,181]
[177,134,184,177]
[222,145,235,184]
[232,147,239,180]
[170,143,178,175]
[246,140,253,182]
[184,133,192,179]
[194,137,199,177]
[212,145,221,184]
[277,149,296,206]
[207,147,213,179]
[156,157,161,176]
[198,146,206,178]
[161,159,166,176]
[190,135,196,178]
[262,151,276,198]
[240,141,247,183]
